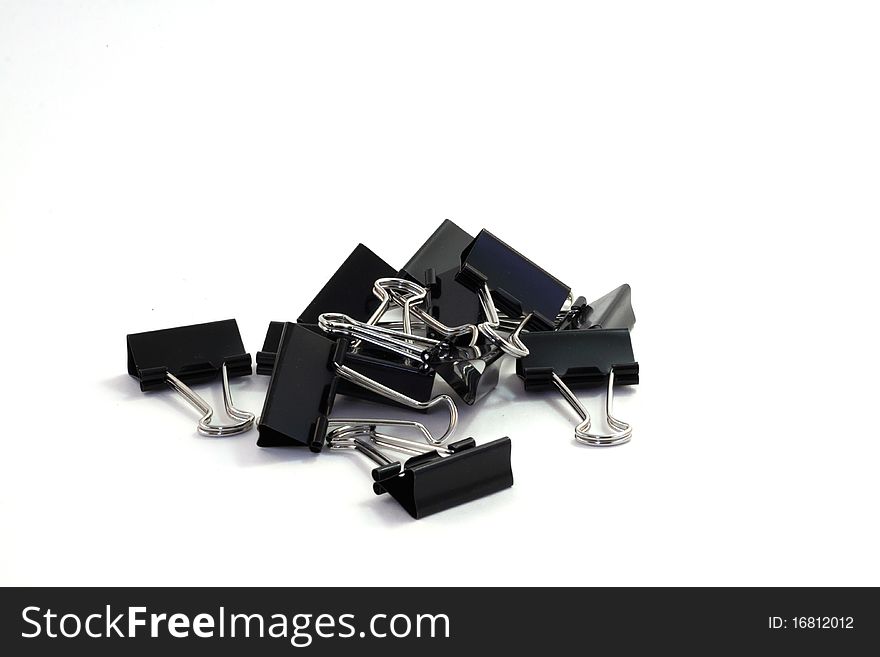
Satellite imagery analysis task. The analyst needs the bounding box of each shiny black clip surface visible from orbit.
[297,244,397,324]
[516,328,639,389]
[401,220,482,335]
[456,229,570,331]
[256,320,287,375]
[401,219,474,281]
[372,437,513,519]
[257,321,435,405]
[256,323,339,449]
[127,319,252,391]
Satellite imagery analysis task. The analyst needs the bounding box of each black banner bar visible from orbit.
[1,587,877,654]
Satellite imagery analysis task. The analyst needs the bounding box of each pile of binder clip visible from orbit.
[126,221,638,518]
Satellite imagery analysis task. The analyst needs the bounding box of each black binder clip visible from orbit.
[319,300,511,405]
[297,244,397,325]
[400,219,482,334]
[370,277,479,345]
[256,323,457,451]
[327,429,513,519]
[126,319,255,436]
[556,284,635,331]
[457,229,571,332]
[318,312,447,367]
[364,274,532,361]
[256,321,435,405]
[367,276,509,404]
[320,278,506,405]
[516,328,638,446]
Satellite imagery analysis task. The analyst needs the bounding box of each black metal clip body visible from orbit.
[257,323,458,451]
[256,323,340,449]
[456,229,571,331]
[401,219,474,283]
[256,321,435,405]
[126,319,254,436]
[297,244,397,325]
[255,320,288,376]
[372,437,513,519]
[317,307,505,406]
[400,220,483,335]
[421,267,483,339]
[127,319,251,391]
[517,328,638,388]
[516,328,638,446]
[328,432,513,519]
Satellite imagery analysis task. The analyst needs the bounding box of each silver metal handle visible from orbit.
[165,363,255,436]
[327,425,451,469]
[551,370,631,446]
[477,284,531,357]
[319,312,441,363]
[327,432,395,467]
[373,277,480,345]
[334,363,458,444]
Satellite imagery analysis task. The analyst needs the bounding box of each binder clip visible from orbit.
[323,278,507,405]
[256,323,458,451]
[297,244,397,325]
[400,220,482,333]
[322,310,505,405]
[317,311,487,368]
[515,328,638,446]
[327,427,513,519]
[126,319,255,436]
[371,277,479,345]
[368,276,533,361]
[457,229,571,332]
[556,284,636,331]
[256,321,435,405]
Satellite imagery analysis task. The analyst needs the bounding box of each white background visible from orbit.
[1,1,878,586]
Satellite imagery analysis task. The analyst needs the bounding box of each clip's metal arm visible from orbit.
[352,277,478,353]
[550,370,631,446]
[165,363,255,436]
[319,312,441,365]
[334,363,458,444]
[496,303,575,332]
[327,433,396,467]
[373,278,479,345]
[320,309,495,366]
[328,424,513,520]
[369,431,453,457]
[327,417,437,448]
[477,284,530,358]
[327,425,452,466]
